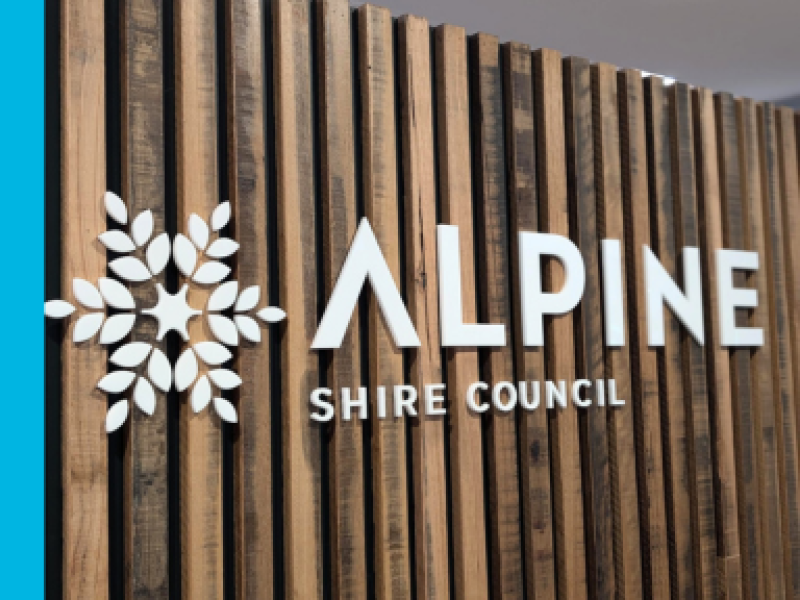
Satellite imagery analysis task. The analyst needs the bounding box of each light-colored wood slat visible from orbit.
[226,0,273,597]
[716,92,765,600]
[397,14,450,600]
[317,1,367,597]
[435,24,489,600]
[61,0,108,597]
[591,61,643,600]
[533,48,587,600]
[618,68,671,600]
[503,40,556,600]
[273,0,324,597]
[564,56,614,598]
[175,0,223,597]
[120,0,169,596]
[669,82,719,600]
[693,87,742,600]
[357,6,412,599]
[737,98,786,599]
[472,33,524,599]
[645,76,694,600]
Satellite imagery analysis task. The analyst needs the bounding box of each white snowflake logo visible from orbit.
[45,192,285,433]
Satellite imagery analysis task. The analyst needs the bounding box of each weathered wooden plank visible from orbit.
[716,91,765,600]
[61,0,108,596]
[693,87,742,600]
[534,48,587,600]
[503,40,556,600]
[669,82,718,600]
[592,61,642,600]
[645,75,694,600]
[471,33,524,599]
[357,6,412,599]
[317,2,368,597]
[226,0,273,597]
[273,0,324,596]
[120,0,169,596]
[563,55,614,599]
[737,98,786,599]
[434,24,489,600]
[619,68,670,600]
[175,0,223,596]
[397,14,450,600]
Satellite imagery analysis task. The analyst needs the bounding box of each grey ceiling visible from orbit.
[352,0,800,108]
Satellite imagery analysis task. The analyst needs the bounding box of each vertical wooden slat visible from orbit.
[716,92,765,600]
[592,62,642,600]
[398,14,450,600]
[472,33,524,599]
[317,2,367,597]
[226,0,273,597]
[563,56,614,598]
[619,68,670,600]
[759,102,800,597]
[61,0,108,596]
[273,0,324,597]
[693,87,742,599]
[357,6,413,599]
[435,24,489,600]
[503,40,556,600]
[737,98,786,599]
[669,82,718,600]
[534,48,587,600]
[120,0,168,596]
[175,0,223,597]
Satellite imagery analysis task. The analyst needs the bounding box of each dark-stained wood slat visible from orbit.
[693,87,742,599]
[592,62,642,599]
[435,24,489,600]
[357,6,413,599]
[563,55,614,598]
[273,0,323,596]
[619,68,670,600]
[534,48,587,600]
[737,98,786,599]
[175,0,223,596]
[121,0,169,596]
[757,103,800,598]
[503,40,556,600]
[397,14,450,600]
[317,1,368,597]
[716,92,765,600]
[471,33,525,599]
[61,0,109,597]
[226,0,273,597]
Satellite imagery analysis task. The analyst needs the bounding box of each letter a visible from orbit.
[311,218,421,349]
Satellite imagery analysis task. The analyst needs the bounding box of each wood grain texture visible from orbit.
[716,92,765,600]
[534,48,587,600]
[472,33,524,599]
[357,6,412,599]
[435,24,489,600]
[120,0,169,596]
[317,2,368,598]
[737,98,786,599]
[61,0,109,597]
[619,68,670,600]
[273,0,324,597]
[226,0,273,597]
[692,87,742,600]
[175,0,223,596]
[592,62,642,600]
[503,40,556,600]
[757,103,800,598]
[397,14,450,600]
